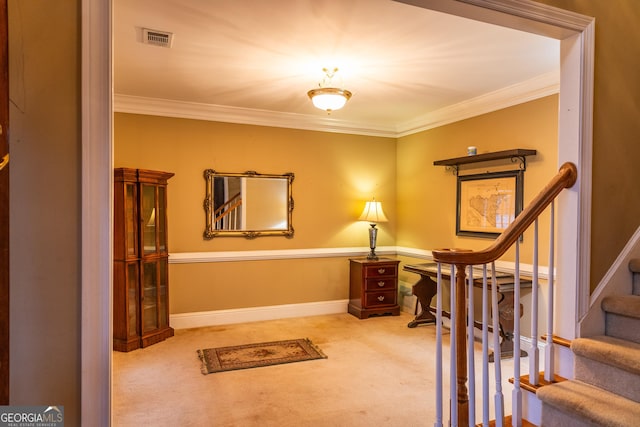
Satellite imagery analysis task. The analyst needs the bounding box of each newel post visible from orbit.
[433,248,472,427]
[455,263,469,427]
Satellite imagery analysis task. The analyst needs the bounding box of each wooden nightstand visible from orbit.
[348,257,401,319]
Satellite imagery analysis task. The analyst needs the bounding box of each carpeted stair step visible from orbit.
[571,335,640,403]
[602,295,640,343]
[629,258,640,295]
[537,380,640,427]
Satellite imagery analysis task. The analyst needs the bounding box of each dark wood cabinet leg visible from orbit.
[407,276,437,328]
[489,291,527,361]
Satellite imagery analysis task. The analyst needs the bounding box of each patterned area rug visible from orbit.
[197,338,327,374]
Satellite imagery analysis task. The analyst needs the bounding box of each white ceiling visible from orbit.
[113,0,560,137]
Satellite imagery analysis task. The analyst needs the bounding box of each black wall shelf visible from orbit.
[434,149,537,175]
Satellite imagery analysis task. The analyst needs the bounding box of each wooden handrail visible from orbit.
[431,162,577,427]
[433,162,577,265]
[214,198,242,224]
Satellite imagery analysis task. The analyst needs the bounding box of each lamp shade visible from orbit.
[358,200,388,223]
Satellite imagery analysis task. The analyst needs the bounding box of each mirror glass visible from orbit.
[204,169,294,239]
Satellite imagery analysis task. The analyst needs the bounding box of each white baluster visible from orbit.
[435,262,443,427]
[512,241,522,426]
[530,219,540,386]
[482,264,490,427]
[492,262,504,427]
[545,201,556,382]
[450,264,457,427]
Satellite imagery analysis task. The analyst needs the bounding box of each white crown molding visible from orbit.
[113,95,398,137]
[459,0,595,32]
[114,71,558,138]
[396,70,559,137]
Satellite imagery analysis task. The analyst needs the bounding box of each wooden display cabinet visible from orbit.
[113,168,174,352]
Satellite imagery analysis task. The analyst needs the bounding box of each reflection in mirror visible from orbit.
[204,169,294,239]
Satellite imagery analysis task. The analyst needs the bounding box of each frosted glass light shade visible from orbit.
[307,88,352,112]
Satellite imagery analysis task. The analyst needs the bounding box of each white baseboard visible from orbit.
[170,299,350,329]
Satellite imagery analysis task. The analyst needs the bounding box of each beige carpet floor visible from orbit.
[113,312,523,426]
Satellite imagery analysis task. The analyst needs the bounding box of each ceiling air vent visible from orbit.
[142,28,173,48]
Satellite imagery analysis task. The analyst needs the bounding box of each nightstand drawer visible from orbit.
[364,264,397,278]
[364,290,397,308]
[365,278,395,291]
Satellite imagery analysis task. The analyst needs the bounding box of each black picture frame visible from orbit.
[456,170,524,238]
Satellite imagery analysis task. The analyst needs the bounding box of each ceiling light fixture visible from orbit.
[307,67,352,114]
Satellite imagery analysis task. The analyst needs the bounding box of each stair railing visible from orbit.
[431,162,577,427]
[214,192,242,230]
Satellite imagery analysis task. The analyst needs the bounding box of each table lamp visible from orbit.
[358,199,388,260]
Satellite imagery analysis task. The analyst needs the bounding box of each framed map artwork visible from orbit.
[456,170,524,238]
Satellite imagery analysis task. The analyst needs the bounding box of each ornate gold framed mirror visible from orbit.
[203,169,294,239]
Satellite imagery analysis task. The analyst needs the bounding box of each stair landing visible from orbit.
[509,372,567,394]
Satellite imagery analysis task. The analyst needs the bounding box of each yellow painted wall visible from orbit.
[397,95,559,264]
[395,96,558,338]
[115,95,558,315]
[9,0,81,423]
[114,114,397,312]
[534,0,640,289]
[115,115,397,251]
[170,257,350,312]
[9,0,640,421]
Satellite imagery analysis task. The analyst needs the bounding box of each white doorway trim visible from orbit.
[81,0,594,423]
[397,0,594,341]
[81,0,112,424]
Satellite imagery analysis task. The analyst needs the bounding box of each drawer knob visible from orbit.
[378,268,386,274]
[378,281,385,287]
[377,295,385,302]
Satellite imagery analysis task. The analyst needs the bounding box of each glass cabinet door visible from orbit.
[140,183,169,255]
[141,184,157,255]
[124,182,138,258]
[141,259,170,333]
[158,259,168,328]
[141,260,159,333]
[126,262,139,339]
[158,186,167,253]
